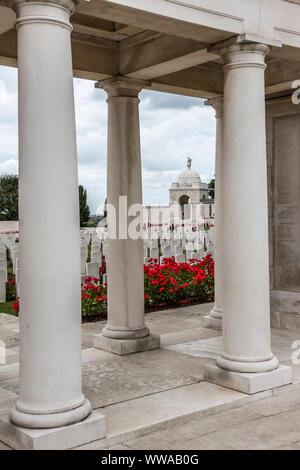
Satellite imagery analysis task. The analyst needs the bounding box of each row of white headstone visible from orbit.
[0,230,108,302]
[0,227,214,300]
[80,230,107,283]
[144,229,214,265]
[80,226,215,284]
[0,233,19,302]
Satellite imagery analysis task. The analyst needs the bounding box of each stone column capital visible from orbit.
[205,96,223,118]
[95,76,151,99]
[221,43,270,69]
[209,35,273,73]
[7,0,86,15]
[211,39,270,71]
[6,0,87,32]
[217,41,270,56]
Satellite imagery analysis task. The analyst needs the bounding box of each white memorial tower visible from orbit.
[169,158,210,221]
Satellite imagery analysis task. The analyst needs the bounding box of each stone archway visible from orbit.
[179,194,190,220]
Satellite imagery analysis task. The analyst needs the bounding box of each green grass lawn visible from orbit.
[0,301,17,315]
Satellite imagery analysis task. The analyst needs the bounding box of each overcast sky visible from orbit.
[0,65,216,214]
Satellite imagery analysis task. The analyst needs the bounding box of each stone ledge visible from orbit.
[271,310,300,333]
[92,333,160,355]
[0,411,106,450]
[201,315,223,331]
[204,364,292,394]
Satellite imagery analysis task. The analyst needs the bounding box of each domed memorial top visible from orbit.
[177,158,202,186]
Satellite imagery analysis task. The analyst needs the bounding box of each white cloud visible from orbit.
[0,66,18,171]
[0,158,18,173]
[0,65,216,213]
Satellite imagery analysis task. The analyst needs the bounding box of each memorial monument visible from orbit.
[0,0,299,450]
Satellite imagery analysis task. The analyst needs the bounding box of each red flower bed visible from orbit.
[144,255,214,309]
[12,296,19,312]
[6,276,16,301]
[11,255,214,319]
[81,254,214,318]
[81,276,107,318]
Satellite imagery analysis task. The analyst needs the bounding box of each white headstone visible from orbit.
[86,262,100,278]
[80,246,86,275]
[150,247,159,259]
[91,250,101,265]
[175,253,185,264]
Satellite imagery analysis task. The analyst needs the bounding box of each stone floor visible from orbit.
[0,303,300,450]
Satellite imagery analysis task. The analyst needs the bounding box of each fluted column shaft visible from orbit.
[99,77,148,339]
[205,98,223,324]
[216,42,278,373]
[10,0,91,428]
[93,77,160,355]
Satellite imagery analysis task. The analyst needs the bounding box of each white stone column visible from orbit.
[204,42,292,394]
[202,97,223,330]
[93,77,160,355]
[0,0,105,450]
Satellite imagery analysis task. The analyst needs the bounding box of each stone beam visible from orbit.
[0,26,298,99]
[81,0,300,49]
[71,33,119,79]
[78,0,232,43]
[0,28,17,67]
[148,81,221,99]
[114,23,144,36]
[0,5,15,36]
[120,32,219,80]
[71,12,124,40]
[265,81,294,96]
[265,58,300,94]
[149,64,224,99]
[71,13,144,40]
[72,12,115,34]
[0,29,119,79]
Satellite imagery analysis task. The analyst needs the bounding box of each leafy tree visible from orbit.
[79,185,90,227]
[208,178,215,199]
[0,174,19,221]
[87,219,97,227]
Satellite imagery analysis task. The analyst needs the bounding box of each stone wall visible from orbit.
[266,96,300,331]
[0,221,19,233]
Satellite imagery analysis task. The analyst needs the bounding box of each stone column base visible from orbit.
[93,333,160,355]
[204,364,292,394]
[201,315,223,331]
[0,411,106,450]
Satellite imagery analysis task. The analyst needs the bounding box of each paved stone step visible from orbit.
[75,382,271,450]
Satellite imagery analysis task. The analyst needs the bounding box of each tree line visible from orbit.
[0,174,90,226]
[0,174,215,224]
